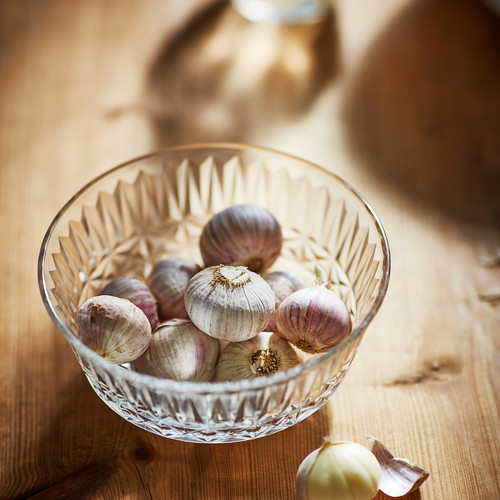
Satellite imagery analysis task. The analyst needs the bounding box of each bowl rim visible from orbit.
[38,142,391,395]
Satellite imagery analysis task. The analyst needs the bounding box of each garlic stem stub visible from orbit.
[99,276,159,331]
[77,295,152,364]
[276,284,352,353]
[133,319,220,382]
[199,203,283,273]
[263,269,305,333]
[185,265,275,342]
[214,332,300,381]
[148,257,201,321]
[296,439,381,500]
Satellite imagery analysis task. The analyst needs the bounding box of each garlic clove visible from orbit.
[133,319,220,382]
[185,265,276,342]
[77,295,152,364]
[276,284,352,354]
[100,276,159,330]
[263,269,305,333]
[214,332,300,381]
[296,438,381,500]
[296,446,321,500]
[199,204,283,273]
[368,436,430,497]
[148,257,201,321]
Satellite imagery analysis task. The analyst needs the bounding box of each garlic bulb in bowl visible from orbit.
[133,319,219,382]
[276,284,352,353]
[214,332,300,381]
[184,265,275,342]
[99,276,159,331]
[148,257,201,321]
[199,203,282,273]
[77,295,152,364]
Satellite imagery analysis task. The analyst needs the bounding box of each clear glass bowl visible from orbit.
[38,143,390,443]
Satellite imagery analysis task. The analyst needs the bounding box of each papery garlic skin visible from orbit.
[77,295,152,364]
[214,332,299,381]
[100,276,159,330]
[276,285,352,354]
[368,436,429,497]
[185,265,275,342]
[199,204,283,273]
[148,257,201,321]
[263,270,305,333]
[297,440,381,500]
[133,319,219,382]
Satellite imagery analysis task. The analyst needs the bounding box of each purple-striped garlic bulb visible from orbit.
[184,265,275,342]
[148,257,201,321]
[275,284,352,354]
[100,276,158,330]
[77,295,152,364]
[133,319,220,382]
[199,204,283,273]
[263,269,305,333]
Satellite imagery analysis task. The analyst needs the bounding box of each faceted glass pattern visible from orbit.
[38,144,390,443]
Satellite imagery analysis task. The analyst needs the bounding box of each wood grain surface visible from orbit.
[1,0,499,498]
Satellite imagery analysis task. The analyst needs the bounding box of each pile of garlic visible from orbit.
[76,203,353,382]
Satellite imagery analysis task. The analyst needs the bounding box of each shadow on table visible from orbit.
[12,369,130,499]
[142,0,340,147]
[17,358,331,499]
[147,409,331,500]
[342,0,500,229]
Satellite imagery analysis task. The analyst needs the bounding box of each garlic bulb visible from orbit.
[133,319,220,381]
[214,332,300,381]
[148,257,201,321]
[275,284,352,354]
[184,265,275,342]
[77,295,152,364]
[263,270,305,333]
[199,204,283,273]
[296,439,381,500]
[100,276,159,330]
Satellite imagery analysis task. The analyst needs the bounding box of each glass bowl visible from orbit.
[38,143,390,443]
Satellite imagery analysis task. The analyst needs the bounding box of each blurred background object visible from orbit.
[143,0,340,147]
[231,0,331,24]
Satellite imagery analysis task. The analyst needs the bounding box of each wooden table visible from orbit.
[1,0,499,498]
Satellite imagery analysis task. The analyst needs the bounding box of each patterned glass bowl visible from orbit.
[38,143,390,443]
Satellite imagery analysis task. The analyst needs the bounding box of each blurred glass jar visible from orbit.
[231,0,331,24]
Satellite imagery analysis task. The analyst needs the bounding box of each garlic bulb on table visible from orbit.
[77,295,152,364]
[296,439,381,500]
[214,332,299,381]
[148,257,201,321]
[184,265,275,342]
[199,204,283,273]
[263,269,305,333]
[133,319,219,382]
[276,284,352,353]
[100,276,159,330]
